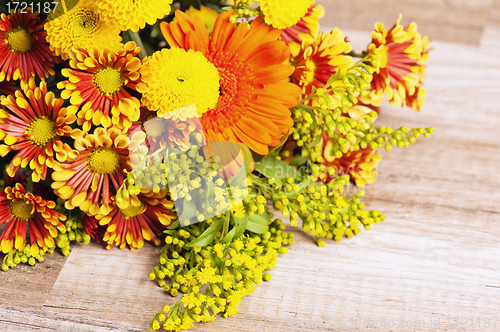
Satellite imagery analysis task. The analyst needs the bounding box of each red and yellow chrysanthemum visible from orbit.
[0,183,66,257]
[57,42,142,131]
[0,80,75,182]
[362,14,430,111]
[0,9,57,82]
[51,127,136,216]
[129,106,203,153]
[44,0,122,59]
[159,10,301,155]
[320,132,382,186]
[95,190,176,250]
[95,0,173,32]
[0,81,18,96]
[281,1,325,44]
[291,29,353,98]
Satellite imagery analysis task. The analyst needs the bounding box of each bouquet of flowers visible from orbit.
[0,0,433,330]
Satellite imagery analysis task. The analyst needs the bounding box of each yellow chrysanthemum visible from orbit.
[95,0,173,32]
[185,5,219,33]
[45,0,122,59]
[260,0,311,29]
[138,47,220,116]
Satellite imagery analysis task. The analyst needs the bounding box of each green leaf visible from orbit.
[246,212,270,234]
[289,155,308,167]
[238,143,253,173]
[222,228,235,243]
[177,199,196,225]
[254,155,298,180]
[233,215,249,239]
[166,219,180,230]
[307,134,322,148]
[298,105,317,130]
[184,214,226,248]
[268,130,291,155]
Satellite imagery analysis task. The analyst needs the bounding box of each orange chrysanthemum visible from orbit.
[362,14,430,111]
[160,10,301,155]
[57,42,142,131]
[0,183,66,257]
[0,9,57,82]
[51,127,137,216]
[0,80,75,182]
[95,190,176,250]
[281,2,325,44]
[291,29,353,98]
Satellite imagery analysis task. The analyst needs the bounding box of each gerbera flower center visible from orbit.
[67,9,99,38]
[87,148,120,175]
[213,67,239,115]
[9,200,34,221]
[93,66,124,95]
[7,28,35,53]
[26,116,56,147]
[119,202,145,218]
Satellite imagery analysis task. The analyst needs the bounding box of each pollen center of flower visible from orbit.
[143,115,166,138]
[67,9,99,38]
[87,148,120,175]
[7,28,35,53]
[9,200,34,221]
[119,202,145,218]
[27,116,56,147]
[93,67,124,95]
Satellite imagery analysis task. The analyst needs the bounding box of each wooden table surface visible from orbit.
[1,21,500,332]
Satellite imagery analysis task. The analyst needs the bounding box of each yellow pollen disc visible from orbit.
[93,67,124,95]
[9,200,34,221]
[120,202,145,218]
[87,147,120,175]
[66,9,99,39]
[143,115,166,138]
[7,28,35,53]
[27,116,56,147]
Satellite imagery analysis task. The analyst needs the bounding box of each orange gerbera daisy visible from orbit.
[159,10,301,155]
[51,127,136,216]
[281,1,325,44]
[362,14,430,111]
[291,29,353,98]
[0,9,57,82]
[0,80,75,182]
[0,183,66,257]
[95,190,176,250]
[57,42,142,131]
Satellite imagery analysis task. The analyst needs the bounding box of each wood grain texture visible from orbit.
[1,19,500,332]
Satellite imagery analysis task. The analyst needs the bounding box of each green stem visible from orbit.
[128,30,148,59]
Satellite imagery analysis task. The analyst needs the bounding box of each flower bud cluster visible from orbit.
[149,214,291,331]
[1,245,49,271]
